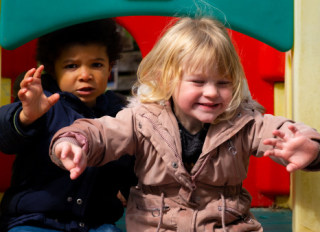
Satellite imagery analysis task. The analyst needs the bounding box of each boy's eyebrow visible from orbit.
[93,57,108,61]
[61,57,107,63]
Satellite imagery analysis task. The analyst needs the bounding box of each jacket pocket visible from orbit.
[126,187,178,230]
[216,206,262,232]
[218,205,245,222]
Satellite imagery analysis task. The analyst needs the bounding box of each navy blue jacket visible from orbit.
[0,75,137,232]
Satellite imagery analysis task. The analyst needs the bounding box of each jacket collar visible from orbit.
[202,104,256,155]
[137,99,257,154]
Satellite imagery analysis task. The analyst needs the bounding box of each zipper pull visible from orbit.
[228,140,237,156]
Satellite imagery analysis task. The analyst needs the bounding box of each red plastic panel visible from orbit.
[0,154,15,192]
[0,40,37,191]
[227,30,288,206]
[2,39,38,102]
[116,16,178,57]
[0,16,288,206]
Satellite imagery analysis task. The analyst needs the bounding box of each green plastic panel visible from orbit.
[0,0,293,51]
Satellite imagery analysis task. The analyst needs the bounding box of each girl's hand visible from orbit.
[54,141,87,179]
[18,65,60,126]
[263,124,320,172]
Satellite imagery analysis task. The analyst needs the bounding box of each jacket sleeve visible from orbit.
[252,113,320,169]
[50,107,137,167]
[0,102,22,154]
[0,102,44,154]
[305,152,320,171]
[0,99,49,154]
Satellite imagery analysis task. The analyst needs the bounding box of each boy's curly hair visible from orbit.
[36,18,123,75]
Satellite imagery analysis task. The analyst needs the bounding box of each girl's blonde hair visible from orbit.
[133,17,261,122]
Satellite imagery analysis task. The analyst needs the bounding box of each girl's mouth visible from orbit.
[198,102,221,110]
[199,102,219,107]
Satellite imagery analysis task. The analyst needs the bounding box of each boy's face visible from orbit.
[54,44,112,108]
[172,65,233,134]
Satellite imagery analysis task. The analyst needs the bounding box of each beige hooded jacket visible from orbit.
[50,99,320,232]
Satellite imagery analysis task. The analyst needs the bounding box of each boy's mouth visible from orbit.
[77,87,94,95]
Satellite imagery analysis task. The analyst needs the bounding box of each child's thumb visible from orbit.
[48,93,60,106]
[286,163,298,172]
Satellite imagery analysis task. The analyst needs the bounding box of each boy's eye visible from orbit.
[92,62,104,68]
[64,64,78,69]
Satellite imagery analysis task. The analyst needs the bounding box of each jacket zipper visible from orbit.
[227,139,242,183]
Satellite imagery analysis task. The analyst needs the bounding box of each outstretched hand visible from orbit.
[18,65,60,126]
[263,124,320,172]
[54,141,87,180]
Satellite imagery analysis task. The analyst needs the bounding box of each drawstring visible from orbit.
[192,209,198,232]
[156,192,165,232]
[220,193,227,232]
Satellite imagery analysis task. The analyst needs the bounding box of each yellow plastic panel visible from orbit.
[0,78,11,106]
[291,0,320,231]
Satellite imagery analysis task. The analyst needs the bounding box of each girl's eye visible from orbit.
[218,80,232,86]
[191,80,205,84]
[64,64,78,69]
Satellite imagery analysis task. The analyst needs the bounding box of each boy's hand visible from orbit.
[54,141,87,179]
[263,124,320,172]
[18,65,60,126]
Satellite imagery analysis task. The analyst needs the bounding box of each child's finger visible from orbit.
[17,88,28,99]
[70,168,80,180]
[60,149,67,159]
[263,138,284,149]
[286,163,298,172]
[59,144,72,159]
[72,150,83,164]
[272,130,285,139]
[24,68,36,79]
[287,124,298,135]
[264,147,285,158]
[263,149,274,157]
[70,166,83,180]
[47,93,60,107]
[20,77,33,88]
[34,65,44,79]
[264,148,279,157]
[22,68,36,85]
[263,138,276,145]
[54,145,63,159]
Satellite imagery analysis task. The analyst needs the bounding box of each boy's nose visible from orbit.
[79,68,93,81]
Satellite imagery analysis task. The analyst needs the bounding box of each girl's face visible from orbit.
[54,44,112,108]
[172,66,233,134]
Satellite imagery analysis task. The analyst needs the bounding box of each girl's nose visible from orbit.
[203,83,219,98]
